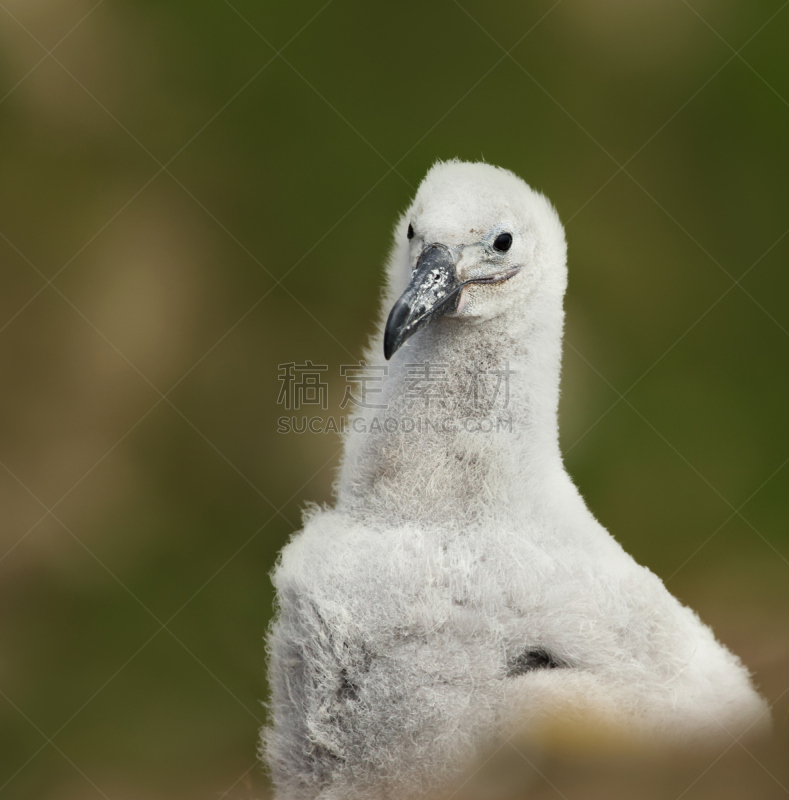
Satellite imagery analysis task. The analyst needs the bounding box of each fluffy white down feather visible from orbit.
[263,161,769,800]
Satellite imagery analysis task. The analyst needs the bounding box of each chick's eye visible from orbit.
[407,223,414,240]
[494,232,512,252]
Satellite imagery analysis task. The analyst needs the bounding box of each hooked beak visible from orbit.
[383,243,521,359]
[384,244,462,361]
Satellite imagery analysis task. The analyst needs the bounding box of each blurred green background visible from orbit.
[0,1,787,798]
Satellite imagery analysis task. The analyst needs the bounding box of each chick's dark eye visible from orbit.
[407,223,414,240]
[494,232,512,252]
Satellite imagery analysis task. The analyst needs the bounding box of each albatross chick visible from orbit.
[263,161,769,800]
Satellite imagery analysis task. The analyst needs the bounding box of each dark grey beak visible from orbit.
[384,244,462,360]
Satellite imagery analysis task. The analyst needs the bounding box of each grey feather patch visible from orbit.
[506,648,564,677]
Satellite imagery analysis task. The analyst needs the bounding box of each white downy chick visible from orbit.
[263,161,770,800]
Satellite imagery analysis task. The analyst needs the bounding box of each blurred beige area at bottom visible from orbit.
[445,706,787,800]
